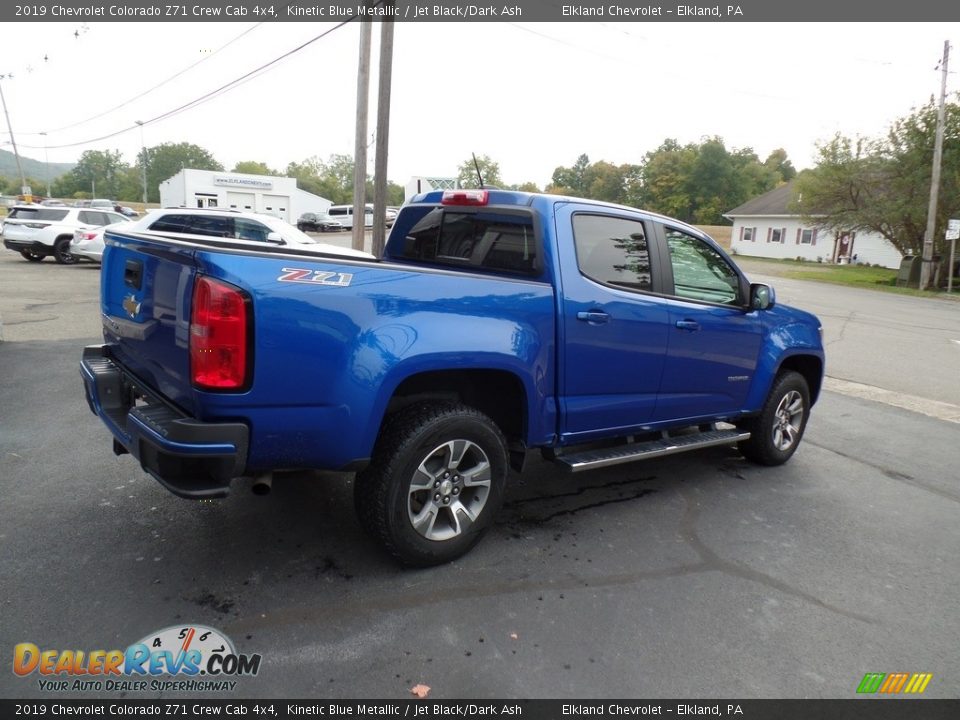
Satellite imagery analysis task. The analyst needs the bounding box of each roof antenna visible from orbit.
[472,153,484,189]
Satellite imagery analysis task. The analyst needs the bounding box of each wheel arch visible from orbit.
[777,353,824,405]
[382,368,529,446]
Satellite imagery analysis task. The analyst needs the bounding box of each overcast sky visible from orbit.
[1,21,957,188]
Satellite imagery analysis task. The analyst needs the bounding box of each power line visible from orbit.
[16,18,358,152]
[22,22,267,137]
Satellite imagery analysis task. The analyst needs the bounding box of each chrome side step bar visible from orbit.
[553,429,750,473]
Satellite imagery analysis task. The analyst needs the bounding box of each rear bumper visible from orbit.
[4,238,52,254]
[80,344,249,499]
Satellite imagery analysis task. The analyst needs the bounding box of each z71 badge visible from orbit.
[277,268,353,287]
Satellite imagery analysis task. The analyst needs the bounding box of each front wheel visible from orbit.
[20,250,44,262]
[354,402,508,566]
[737,371,810,466]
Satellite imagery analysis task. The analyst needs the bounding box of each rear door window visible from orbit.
[78,211,112,226]
[148,214,191,233]
[185,215,233,238]
[573,214,653,292]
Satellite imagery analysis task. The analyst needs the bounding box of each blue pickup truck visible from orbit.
[81,190,824,565]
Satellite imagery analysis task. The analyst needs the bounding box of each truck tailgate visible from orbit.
[99,230,200,415]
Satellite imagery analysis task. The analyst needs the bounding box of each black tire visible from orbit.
[20,250,44,262]
[53,237,78,265]
[737,371,810,466]
[354,402,508,567]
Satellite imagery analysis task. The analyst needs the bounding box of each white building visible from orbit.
[158,169,332,223]
[404,176,459,202]
[726,182,903,269]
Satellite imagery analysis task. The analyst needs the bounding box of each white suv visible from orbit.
[3,205,129,264]
[122,208,373,259]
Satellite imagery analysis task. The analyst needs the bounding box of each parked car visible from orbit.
[2,205,129,263]
[327,204,395,229]
[121,207,373,258]
[296,212,343,233]
[117,206,140,218]
[69,217,133,263]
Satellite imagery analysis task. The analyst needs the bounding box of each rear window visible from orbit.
[391,207,538,275]
[7,208,69,222]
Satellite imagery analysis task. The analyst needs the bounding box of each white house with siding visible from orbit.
[725,182,903,269]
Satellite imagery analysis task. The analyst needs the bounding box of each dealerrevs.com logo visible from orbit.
[13,625,261,693]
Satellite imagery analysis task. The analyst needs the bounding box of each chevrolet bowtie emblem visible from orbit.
[123,294,141,319]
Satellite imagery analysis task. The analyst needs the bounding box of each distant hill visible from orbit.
[0,148,74,183]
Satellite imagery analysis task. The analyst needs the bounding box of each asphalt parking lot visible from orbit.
[0,249,958,700]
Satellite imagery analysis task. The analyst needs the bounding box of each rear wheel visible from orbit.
[354,402,508,566]
[53,238,78,265]
[20,250,44,262]
[738,371,810,466]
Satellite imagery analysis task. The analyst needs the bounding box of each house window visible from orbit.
[742,227,754,242]
[800,229,815,244]
[770,228,783,243]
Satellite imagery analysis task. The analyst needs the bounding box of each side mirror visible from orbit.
[750,283,776,311]
[266,232,284,245]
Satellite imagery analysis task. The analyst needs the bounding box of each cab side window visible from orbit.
[665,228,741,305]
[573,214,652,292]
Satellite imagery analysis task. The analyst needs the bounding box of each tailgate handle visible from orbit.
[124,260,143,290]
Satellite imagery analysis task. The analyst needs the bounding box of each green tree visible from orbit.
[637,137,782,224]
[549,153,592,196]
[637,139,698,221]
[764,148,797,183]
[60,149,128,200]
[457,154,504,189]
[142,142,222,203]
[794,97,960,258]
[508,181,542,193]
[232,161,275,175]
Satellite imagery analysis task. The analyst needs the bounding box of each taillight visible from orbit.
[441,189,488,206]
[190,276,251,391]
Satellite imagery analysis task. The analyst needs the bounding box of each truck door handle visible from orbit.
[577,311,610,324]
[675,319,700,331]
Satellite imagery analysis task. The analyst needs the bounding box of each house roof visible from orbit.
[726,181,799,217]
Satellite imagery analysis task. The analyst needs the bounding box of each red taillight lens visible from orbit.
[190,276,250,390]
[441,189,488,206]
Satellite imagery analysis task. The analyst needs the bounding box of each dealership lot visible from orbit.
[0,250,958,699]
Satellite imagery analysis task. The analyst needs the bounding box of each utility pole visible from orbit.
[920,40,949,291]
[371,9,395,258]
[136,120,148,205]
[40,131,50,198]
[0,74,29,200]
[351,20,372,253]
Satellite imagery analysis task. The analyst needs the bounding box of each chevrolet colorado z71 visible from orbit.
[81,190,824,565]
